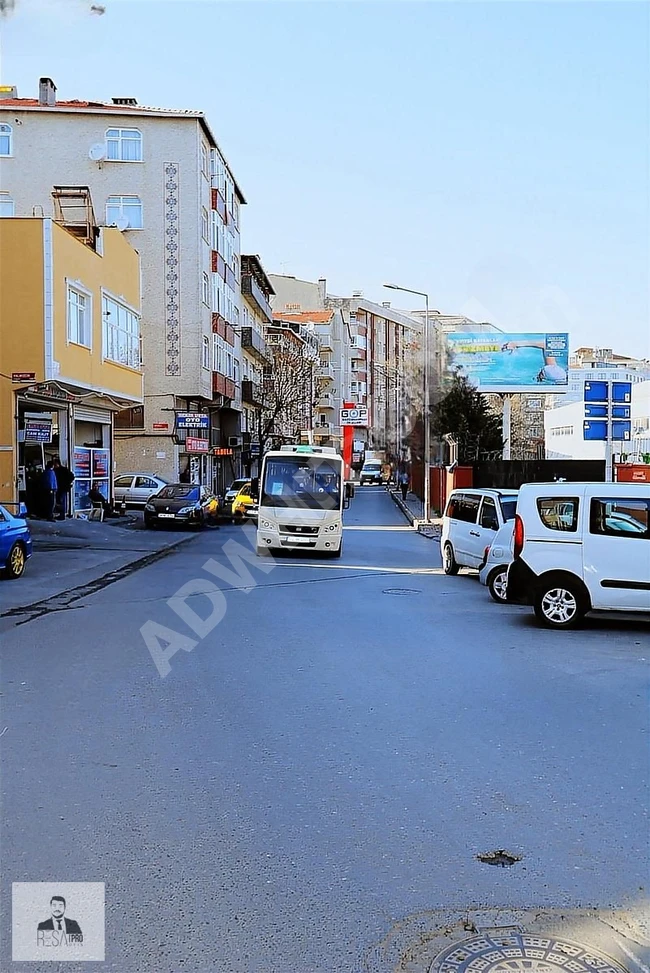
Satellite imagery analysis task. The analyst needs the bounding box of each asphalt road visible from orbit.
[1,487,648,972]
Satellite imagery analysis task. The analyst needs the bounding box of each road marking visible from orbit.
[343,526,416,531]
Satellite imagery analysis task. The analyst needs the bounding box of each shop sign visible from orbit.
[176,413,209,430]
[212,447,233,456]
[12,372,36,383]
[152,422,169,431]
[186,437,209,453]
[92,449,110,478]
[73,447,91,478]
[24,418,53,443]
[340,406,368,426]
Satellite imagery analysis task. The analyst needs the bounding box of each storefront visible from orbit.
[72,406,112,511]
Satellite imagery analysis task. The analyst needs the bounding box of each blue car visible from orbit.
[0,503,33,579]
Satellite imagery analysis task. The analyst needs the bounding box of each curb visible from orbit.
[388,490,441,540]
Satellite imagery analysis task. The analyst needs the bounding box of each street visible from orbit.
[1,488,648,972]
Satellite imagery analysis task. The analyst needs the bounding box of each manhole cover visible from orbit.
[477,849,521,867]
[429,932,631,973]
[382,588,422,595]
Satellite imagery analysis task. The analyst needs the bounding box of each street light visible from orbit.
[384,282,432,523]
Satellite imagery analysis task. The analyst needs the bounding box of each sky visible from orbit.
[1,0,648,357]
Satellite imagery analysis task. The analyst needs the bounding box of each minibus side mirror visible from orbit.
[250,477,259,499]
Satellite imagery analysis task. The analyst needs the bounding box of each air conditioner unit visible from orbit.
[228,436,242,447]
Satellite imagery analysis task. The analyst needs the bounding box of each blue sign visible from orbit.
[612,420,632,441]
[584,404,608,418]
[583,420,608,441]
[584,381,609,403]
[176,412,209,429]
[611,382,632,404]
[612,405,631,420]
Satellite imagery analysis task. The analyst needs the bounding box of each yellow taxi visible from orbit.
[231,482,255,520]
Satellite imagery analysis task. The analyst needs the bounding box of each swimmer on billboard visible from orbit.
[447,332,569,392]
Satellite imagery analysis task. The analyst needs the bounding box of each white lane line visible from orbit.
[343,526,416,532]
[268,563,445,574]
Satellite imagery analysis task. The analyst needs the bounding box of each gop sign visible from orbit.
[340,406,368,426]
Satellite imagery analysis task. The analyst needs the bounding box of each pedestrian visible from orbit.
[88,482,114,517]
[41,461,58,521]
[399,469,409,501]
[53,458,75,521]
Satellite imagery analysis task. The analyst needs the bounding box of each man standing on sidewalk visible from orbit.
[399,469,409,501]
[53,458,75,520]
[42,461,58,521]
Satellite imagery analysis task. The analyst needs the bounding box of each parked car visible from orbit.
[0,502,33,579]
[441,488,518,575]
[507,481,650,629]
[144,484,219,529]
[479,521,514,602]
[360,461,383,486]
[113,473,168,507]
[230,482,256,521]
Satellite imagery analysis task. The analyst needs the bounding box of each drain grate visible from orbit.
[382,587,422,595]
[429,932,632,973]
[476,849,521,867]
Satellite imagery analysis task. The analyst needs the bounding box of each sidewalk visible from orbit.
[388,489,442,539]
[0,515,196,617]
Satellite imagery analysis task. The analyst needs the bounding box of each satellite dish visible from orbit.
[89,143,107,161]
[115,216,129,232]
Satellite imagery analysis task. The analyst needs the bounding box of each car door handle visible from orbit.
[469,530,480,536]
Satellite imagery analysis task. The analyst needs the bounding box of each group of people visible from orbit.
[40,458,75,521]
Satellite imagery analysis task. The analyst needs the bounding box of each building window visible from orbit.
[105,128,143,162]
[102,293,141,368]
[202,335,210,369]
[201,207,209,242]
[106,195,143,229]
[200,141,209,177]
[202,272,210,306]
[0,192,14,217]
[67,285,92,348]
[0,124,12,156]
[115,406,144,429]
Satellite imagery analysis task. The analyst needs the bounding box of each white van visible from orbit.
[440,488,518,574]
[507,481,650,629]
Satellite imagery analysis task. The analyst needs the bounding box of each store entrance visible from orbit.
[17,405,68,517]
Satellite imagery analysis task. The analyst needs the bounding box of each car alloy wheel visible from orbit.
[488,567,508,603]
[6,542,26,579]
[534,581,585,629]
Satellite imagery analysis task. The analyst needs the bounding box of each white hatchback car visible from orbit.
[479,521,514,602]
[441,488,518,575]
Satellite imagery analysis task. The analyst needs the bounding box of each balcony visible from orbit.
[242,379,268,408]
[317,362,335,382]
[212,373,239,402]
[313,422,333,436]
[241,326,271,365]
[317,393,334,409]
[314,324,333,351]
[241,274,273,324]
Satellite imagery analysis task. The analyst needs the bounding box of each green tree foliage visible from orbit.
[431,374,503,463]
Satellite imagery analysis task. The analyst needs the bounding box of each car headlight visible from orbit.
[177,505,196,515]
[145,503,155,512]
[260,519,274,530]
[324,522,341,532]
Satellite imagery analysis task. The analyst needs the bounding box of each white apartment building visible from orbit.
[0,78,245,492]
[545,379,650,461]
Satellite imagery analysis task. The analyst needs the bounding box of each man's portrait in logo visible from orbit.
[37,896,83,946]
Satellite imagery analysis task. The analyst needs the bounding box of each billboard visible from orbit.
[340,406,368,426]
[446,332,569,393]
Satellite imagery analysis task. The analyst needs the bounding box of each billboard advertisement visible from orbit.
[446,332,569,393]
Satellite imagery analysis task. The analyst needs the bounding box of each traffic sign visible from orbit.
[584,404,608,418]
[583,420,608,441]
[612,405,630,420]
[612,420,631,441]
[584,381,609,403]
[340,406,368,426]
[612,381,632,403]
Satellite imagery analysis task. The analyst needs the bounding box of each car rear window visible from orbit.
[158,486,199,501]
[536,497,579,532]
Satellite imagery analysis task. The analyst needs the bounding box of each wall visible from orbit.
[269,275,323,312]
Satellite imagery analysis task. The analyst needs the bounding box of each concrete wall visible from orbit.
[269,275,324,312]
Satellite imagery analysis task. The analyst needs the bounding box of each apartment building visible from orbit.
[239,255,274,475]
[0,191,143,510]
[0,78,245,493]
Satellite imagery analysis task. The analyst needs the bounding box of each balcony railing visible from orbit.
[314,422,332,435]
[242,379,268,408]
[314,324,333,351]
[317,394,334,409]
[241,326,271,364]
[317,362,335,382]
[241,274,273,324]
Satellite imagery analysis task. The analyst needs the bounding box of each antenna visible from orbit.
[115,215,129,232]
[88,143,107,162]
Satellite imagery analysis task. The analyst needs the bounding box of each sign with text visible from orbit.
[185,437,209,453]
[446,332,569,393]
[176,413,209,430]
[24,418,52,443]
[340,406,368,426]
[12,372,36,383]
[12,881,105,962]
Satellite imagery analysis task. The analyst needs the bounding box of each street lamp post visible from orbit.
[384,283,431,523]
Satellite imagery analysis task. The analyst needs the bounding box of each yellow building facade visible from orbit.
[0,215,143,512]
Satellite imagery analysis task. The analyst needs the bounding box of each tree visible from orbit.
[431,374,503,463]
[255,335,317,455]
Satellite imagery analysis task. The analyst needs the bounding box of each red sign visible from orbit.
[12,372,36,382]
[186,437,209,453]
[152,422,169,430]
[212,448,233,456]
